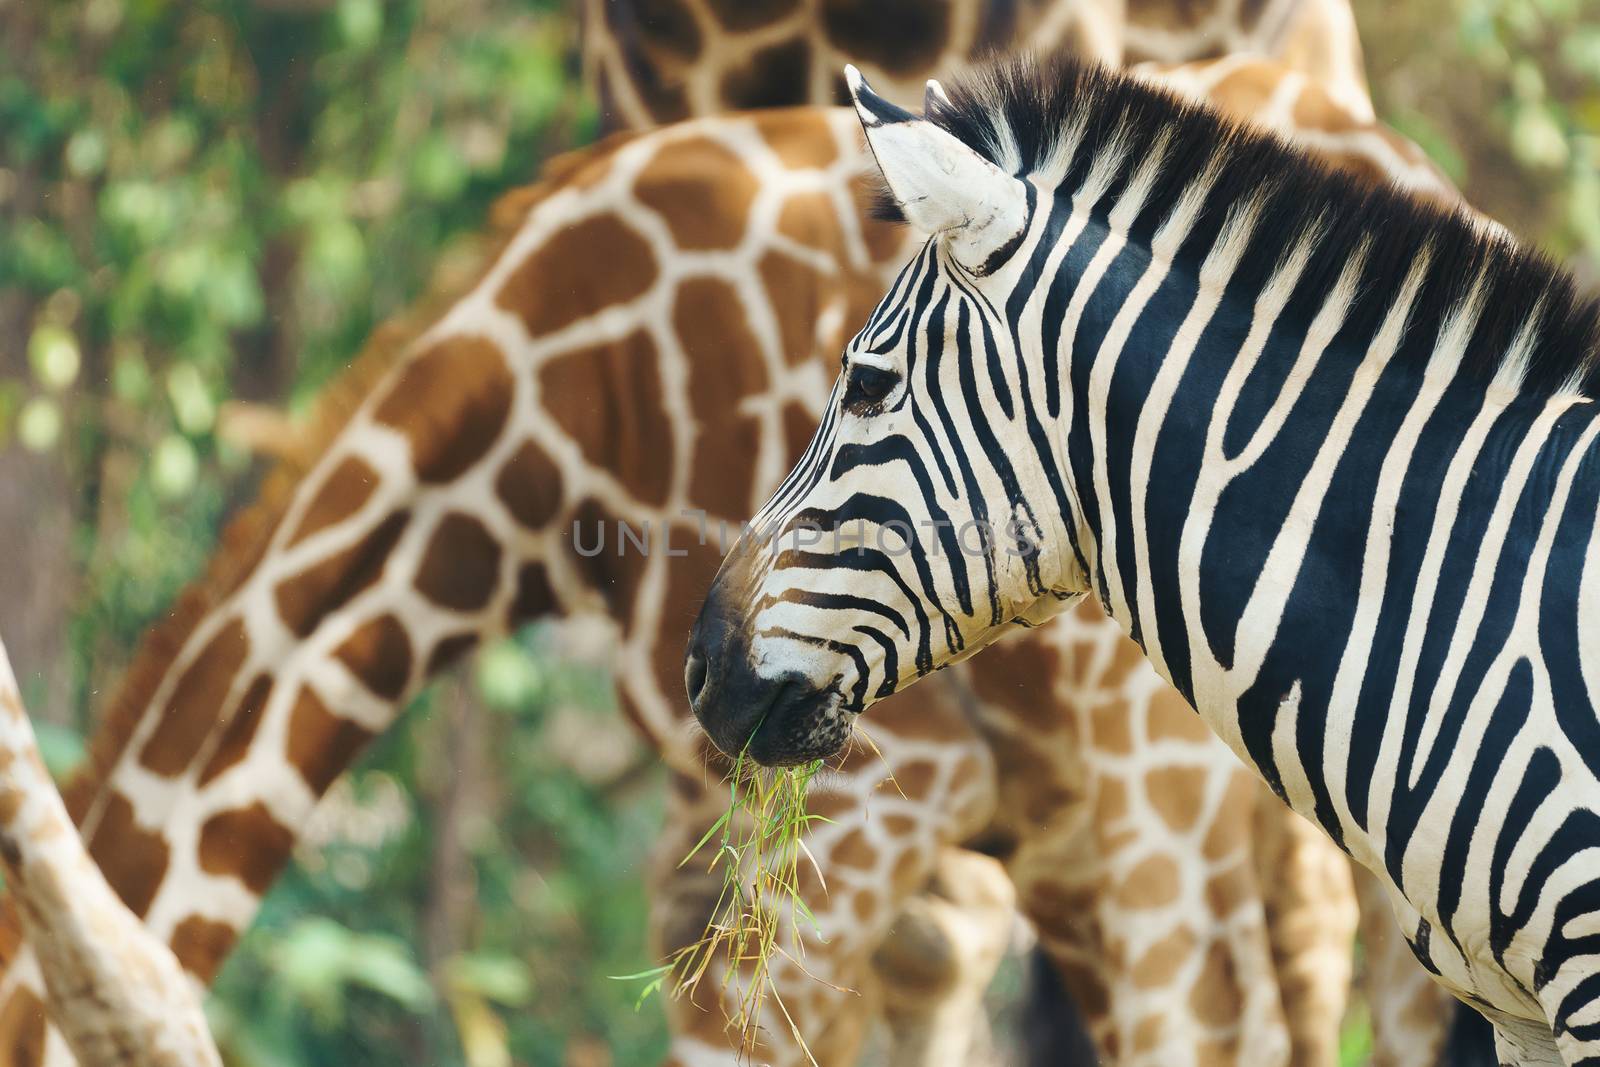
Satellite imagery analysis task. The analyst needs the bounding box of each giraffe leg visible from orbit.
[870,847,1016,1067]
[1351,861,1458,1066]
[1251,792,1358,1067]
[965,618,1299,1067]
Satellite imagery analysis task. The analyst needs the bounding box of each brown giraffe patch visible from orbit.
[197,673,274,787]
[274,510,411,639]
[704,0,800,31]
[170,913,237,983]
[650,534,725,704]
[776,191,845,252]
[892,758,939,799]
[427,632,480,676]
[198,802,295,895]
[1095,776,1130,826]
[821,0,950,76]
[881,813,916,837]
[415,512,503,612]
[1132,925,1197,989]
[137,617,250,777]
[496,437,564,530]
[564,497,652,620]
[1146,764,1210,832]
[1090,699,1136,756]
[1197,1037,1242,1067]
[833,828,874,869]
[720,39,811,112]
[1096,634,1143,692]
[1204,773,1259,861]
[287,456,380,548]
[676,277,767,518]
[890,845,924,889]
[1210,63,1282,117]
[1128,0,1207,30]
[86,792,170,918]
[1190,939,1243,1027]
[871,682,984,745]
[634,137,760,251]
[286,685,375,797]
[759,111,840,170]
[760,250,830,365]
[540,329,675,507]
[1239,0,1275,33]
[964,634,1064,726]
[0,987,45,1067]
[783,400,818,465]
[1133,1012,1168,1053]
[508,562,559,627]
[1115,854,1182,910]
[1205,860,1257,919]
[497,214,658,338]
[806,789,858,821]
[1021,879,1094,929]
[334,613,413,700]
[610,0,701,60]
[373,335,514,484]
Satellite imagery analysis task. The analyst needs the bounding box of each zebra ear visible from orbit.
[846,65,1028,275]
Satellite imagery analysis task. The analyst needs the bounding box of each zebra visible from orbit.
[682,56,1600,1065]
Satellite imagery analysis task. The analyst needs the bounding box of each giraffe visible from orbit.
[0,638,220,1067]
[580,0,1376,133]
[0,51,1488,1065]
[581,0,1123,133]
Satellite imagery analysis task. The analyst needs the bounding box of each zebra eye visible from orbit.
[843,364,900,413]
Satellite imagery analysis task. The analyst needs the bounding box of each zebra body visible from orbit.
[684,58,1600,1064]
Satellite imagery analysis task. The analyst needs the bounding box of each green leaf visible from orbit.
[111,346,152,404]
[410,134,469,203]
[447,953,533,1007]
[28,324,80,391]
[475,638,543,712]
[64,128,106,178]
[1509,101,1570,169]
[337,0,383,52]
[343,934,434,1010]
[150,433,199,499]
[17,397,61,452]
[166,363,215,435]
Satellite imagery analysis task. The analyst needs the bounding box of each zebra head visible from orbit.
[685,67,1090,766]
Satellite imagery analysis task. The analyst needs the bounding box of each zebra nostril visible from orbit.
[685,649,710,708]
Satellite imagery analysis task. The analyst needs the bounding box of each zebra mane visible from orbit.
[885,55,1600,399]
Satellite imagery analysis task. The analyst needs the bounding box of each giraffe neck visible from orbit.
[25,108,901,1004]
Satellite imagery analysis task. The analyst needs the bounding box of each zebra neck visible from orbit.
[1047,209,1600,853]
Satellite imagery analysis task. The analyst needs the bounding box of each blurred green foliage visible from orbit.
[2,0,1597,1064]
[1355,0,1600,277]
[207,628,667,1067]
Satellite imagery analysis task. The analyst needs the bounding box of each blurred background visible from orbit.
[0,1,1596,1064]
